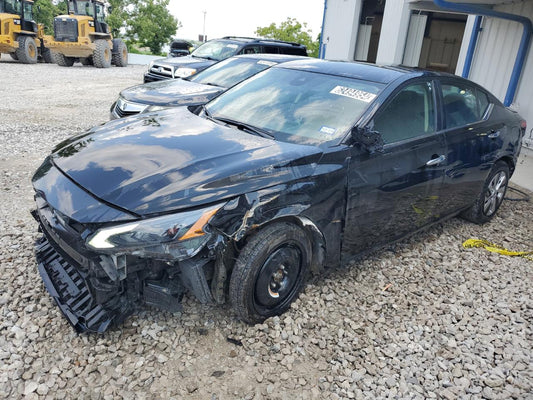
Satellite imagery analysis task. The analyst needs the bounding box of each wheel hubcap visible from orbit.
[483,171,507,216]
[29,44,35,58]
[255,245,302,309]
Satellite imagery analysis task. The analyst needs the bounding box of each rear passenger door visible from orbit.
[438,79,501,215]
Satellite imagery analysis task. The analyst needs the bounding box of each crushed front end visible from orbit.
[31,160,227,333]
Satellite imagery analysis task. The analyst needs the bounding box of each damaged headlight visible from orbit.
[87,203,223,260]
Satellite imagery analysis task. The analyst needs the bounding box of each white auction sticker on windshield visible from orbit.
[257,60,276,66]
[330,86,376,102]
[226,44,239,49]
[320,126,337,136]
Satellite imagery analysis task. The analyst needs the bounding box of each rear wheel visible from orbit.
[461,161,510,224]
[53,52,75,67]
[111,39,128,67]
[93,40,112,68]
[229,222,311,324]
[15,36,38,64]
[41,48,53,64]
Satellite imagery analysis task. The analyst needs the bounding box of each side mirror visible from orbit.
[352,126,384,154]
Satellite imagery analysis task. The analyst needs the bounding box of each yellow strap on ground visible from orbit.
[462,239,533,261]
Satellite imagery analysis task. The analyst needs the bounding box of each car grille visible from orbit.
[54,18,78,42]
[113,102,140,118]
[149,63,174,78]
[35,235,114,333]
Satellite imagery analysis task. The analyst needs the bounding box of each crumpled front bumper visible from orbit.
[34,235,119,333]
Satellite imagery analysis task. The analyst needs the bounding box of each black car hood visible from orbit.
[153,55,216,70]
[120,79,223,106]
[51,109,324,216]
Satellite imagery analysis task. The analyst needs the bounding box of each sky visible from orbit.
[167,0,325,42]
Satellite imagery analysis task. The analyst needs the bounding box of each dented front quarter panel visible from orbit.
[210,147,351,271]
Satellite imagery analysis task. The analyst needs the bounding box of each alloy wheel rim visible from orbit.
[483,171,507,216]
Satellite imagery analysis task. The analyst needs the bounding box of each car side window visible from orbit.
[442,83,489,129]
[373,81,435,144]
[263,46,280,54]
[240,46,260,55]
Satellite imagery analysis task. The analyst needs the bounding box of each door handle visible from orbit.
[488,130,500,139]
[426,154,446,167]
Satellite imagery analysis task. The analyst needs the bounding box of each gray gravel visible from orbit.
[1,61,532,400]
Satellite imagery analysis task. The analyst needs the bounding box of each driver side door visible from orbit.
[342,79,448,254]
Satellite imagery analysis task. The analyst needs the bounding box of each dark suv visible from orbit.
[143,36,307,82]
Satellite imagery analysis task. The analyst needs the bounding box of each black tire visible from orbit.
[93,39,112,68]
[10,52,18,61]
[461,161,510,224]
[15,36,38,64]
[111,38,128,67]
[41,47,53,64]
[80,57,93,66]
[53,52,75,67]
[229,222,311,324]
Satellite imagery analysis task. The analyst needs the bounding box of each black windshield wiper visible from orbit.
[213,117,275,139]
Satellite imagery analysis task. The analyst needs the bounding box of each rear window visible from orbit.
[442,82,491,129]
[280,46,307,56]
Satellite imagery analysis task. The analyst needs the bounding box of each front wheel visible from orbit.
[93,39,112,68]
[229,222,311,324]
[461,161,510,224]
[15,36,38,64]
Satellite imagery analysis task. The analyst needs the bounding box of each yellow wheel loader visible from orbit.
[0,0,52,64]
[44,0,127,68]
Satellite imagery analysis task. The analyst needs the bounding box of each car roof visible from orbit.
[232,54,308,63]
[275,59,428,84]
[211,37,306,49]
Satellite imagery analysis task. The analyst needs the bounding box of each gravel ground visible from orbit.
[0,61,532,400]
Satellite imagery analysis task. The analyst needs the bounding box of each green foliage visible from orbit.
[106,0,128,37]
[126,0,180,55]
[33,0,65,35]
[255,17,319,58]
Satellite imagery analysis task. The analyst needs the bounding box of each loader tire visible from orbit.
[93,40,112,68]
[41,48,53,64]
[15,36,38,64]
[111,39,128,67]
[53,52,75,67]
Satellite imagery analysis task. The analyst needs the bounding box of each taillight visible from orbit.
[520,120,527,130]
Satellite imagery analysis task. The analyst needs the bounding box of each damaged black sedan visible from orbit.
[32,59,526,333]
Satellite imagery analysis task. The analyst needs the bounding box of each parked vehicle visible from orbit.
[144,36,307,82]
[111,54,305,119]
[32,60,525,332]
[0,0,52,63]
[43,0,127,68]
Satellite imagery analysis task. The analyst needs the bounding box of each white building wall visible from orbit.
[321,0,362,60]
[375,0,412,65]
[456,0,533,146]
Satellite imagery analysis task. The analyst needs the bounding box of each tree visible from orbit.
[255,17,319,58]
[34,0,66,35]
[106,0,129,37]
[126,0,180,55]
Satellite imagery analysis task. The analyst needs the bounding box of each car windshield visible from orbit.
[191,40,240,61]
[205,67,384,145]
[190,57,276,88]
